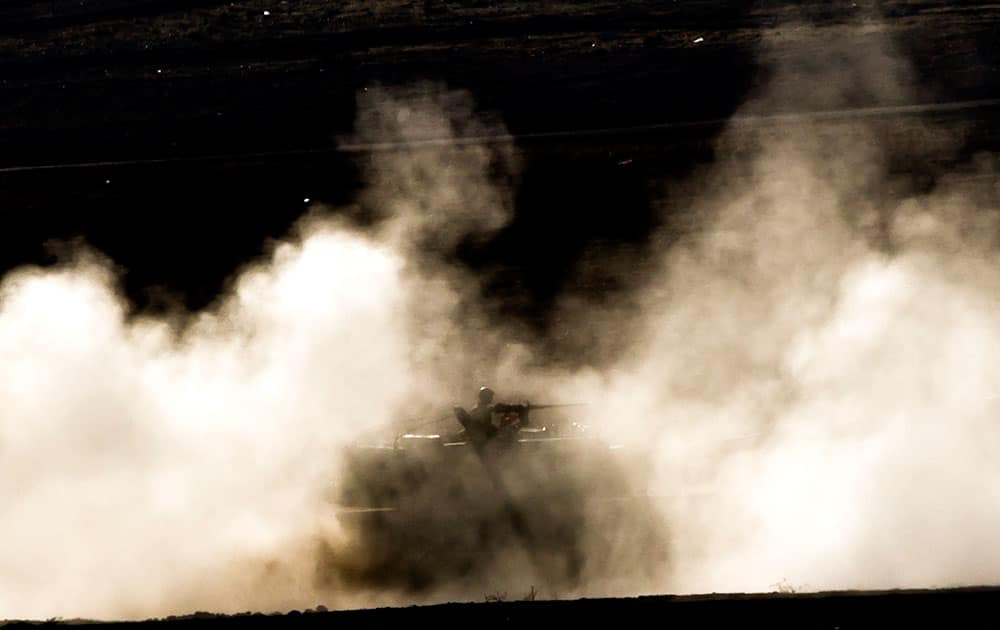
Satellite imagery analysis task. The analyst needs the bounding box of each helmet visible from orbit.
[478,386,495,404]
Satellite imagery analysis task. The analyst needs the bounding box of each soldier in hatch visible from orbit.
[453,386,527,447]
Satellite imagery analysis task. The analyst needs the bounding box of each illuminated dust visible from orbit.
[3,13,1000,621]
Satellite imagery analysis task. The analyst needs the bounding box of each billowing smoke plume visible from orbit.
[0,84,528,620]
[0,230,416,619]
[4,9,1000,622]
[555,16,1000,594]
[345,83,540,405]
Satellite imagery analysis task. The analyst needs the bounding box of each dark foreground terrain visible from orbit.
[4,587,1000,629]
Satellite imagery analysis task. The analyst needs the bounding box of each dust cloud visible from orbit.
[0,230,415,619]
[3,10,1000,623]
[0,82,535,621]
[554,17,1000,595]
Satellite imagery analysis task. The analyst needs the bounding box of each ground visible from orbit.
[2,1,999,325]
[4,587,1000,628]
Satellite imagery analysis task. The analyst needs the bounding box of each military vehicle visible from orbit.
[320,399,670,596]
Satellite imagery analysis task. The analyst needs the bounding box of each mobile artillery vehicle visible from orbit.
[322,399,669,594]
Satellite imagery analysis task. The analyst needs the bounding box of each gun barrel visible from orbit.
[526,403,587,410]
